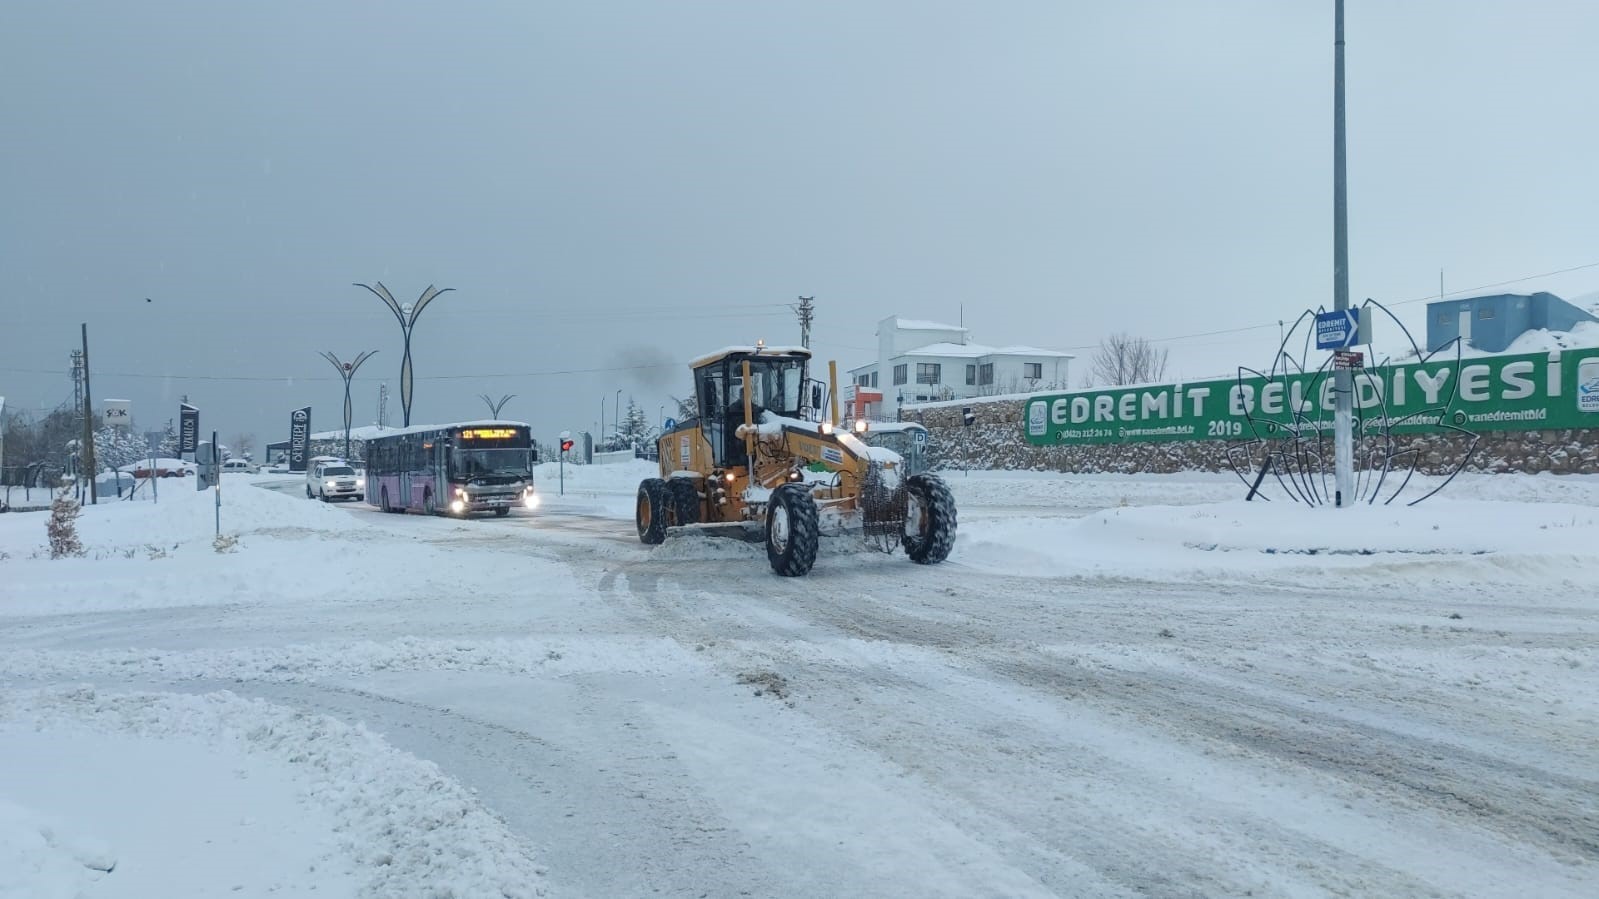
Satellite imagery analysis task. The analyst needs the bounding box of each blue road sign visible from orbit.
[663,417,677,431]
[1315,308,1361,350]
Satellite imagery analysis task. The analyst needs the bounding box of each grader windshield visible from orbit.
[694,349,810,466]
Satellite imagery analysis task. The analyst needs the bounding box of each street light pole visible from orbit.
[354,282,454,427]
[80,323,97,504]
[614,389,622,447]
[318,350,378,460]
[600,396,607,446]
[1332,0,1354,507]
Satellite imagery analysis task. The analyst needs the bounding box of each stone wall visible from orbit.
[904,397,1599,476]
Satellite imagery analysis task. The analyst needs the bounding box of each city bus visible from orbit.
[363,421,538,517]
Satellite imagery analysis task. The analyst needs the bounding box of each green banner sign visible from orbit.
[1024,347,1599,445]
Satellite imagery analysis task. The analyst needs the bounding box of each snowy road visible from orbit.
[4,465,1598,897]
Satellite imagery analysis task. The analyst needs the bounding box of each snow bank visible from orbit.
[955,497,1599,591]
[0,475,573,618]
[0,687,549,898]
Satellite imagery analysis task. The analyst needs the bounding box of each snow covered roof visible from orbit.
[688,345,811,368]
[887,317,966,333]
[342,420,534,441]
[895,342,1075,360]
[898,342,992,358]
[309,424,402,441]
[990,345,1075,358]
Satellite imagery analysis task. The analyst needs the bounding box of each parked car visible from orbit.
[221,459,257,474]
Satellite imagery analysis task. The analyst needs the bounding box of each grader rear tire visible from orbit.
[766,484,819,577]
[637,478,669,545]
[902,473,957,564]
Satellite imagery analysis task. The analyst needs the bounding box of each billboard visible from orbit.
[102,399,131,429]
[1024,347,1599,446]
[289,407,312,471]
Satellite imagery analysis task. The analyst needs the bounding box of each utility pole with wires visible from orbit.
[69,350,85,499]
[377,383,389,430]
[81,323,97,504]
[793,296,815,348]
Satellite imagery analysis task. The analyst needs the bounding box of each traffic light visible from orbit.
[560,437,574,454]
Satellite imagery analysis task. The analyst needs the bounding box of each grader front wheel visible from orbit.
[637,478,669,545]
[766,484,819,577]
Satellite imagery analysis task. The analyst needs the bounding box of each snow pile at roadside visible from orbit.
[0,476,575,618]
[535,459,656,496]
[0,687,550,899]
[0,476,365,560]
[955,497,1599,590]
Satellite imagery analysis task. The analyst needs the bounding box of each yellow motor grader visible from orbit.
[635,343,957,576]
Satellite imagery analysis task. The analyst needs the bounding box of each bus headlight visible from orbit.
[524,493,540,509]
[450,499,466,513]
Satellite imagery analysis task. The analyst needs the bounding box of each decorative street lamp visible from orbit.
[479,393,516,418]
[354,282,454,427]
[319,350,378,460]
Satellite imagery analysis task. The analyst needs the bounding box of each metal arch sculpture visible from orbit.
[478,394,516,418]
[319,350,378,460]
[354,282,454,427]
[1224,299,1480,506]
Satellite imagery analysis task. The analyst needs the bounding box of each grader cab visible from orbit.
[635,343,956,576]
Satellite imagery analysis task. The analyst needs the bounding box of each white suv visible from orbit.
[308,461,363,502]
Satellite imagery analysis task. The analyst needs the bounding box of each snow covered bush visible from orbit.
[47,495,84,559]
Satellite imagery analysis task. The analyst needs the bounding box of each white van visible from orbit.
[306,457,363,502]
[221,459,256,474]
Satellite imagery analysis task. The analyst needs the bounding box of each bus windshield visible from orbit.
[451,448,531,480]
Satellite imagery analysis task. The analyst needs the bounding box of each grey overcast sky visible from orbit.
[3,1,1597,450]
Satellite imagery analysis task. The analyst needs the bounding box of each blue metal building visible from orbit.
[1426,292,1597,353]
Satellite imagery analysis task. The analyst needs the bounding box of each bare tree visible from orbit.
[231,433,256,460]
[1086,333,1169,387]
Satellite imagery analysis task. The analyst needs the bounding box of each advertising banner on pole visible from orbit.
[1024,347,1599,446]
[179,403,199,455]
[289,407,312,471]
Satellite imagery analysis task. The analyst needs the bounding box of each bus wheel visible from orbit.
[380,486,391,513]
[494,507,510,517]
[423,489,436,516]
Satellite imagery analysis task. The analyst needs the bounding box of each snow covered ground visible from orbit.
[3,461,1597,897]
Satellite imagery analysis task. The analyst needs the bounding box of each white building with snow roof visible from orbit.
[845,315,1073,420]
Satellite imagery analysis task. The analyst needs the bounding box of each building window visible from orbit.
[870,372,878,387]
[856,374,870,386]
[916,363,941,385]
[1437,312,1449,325]
[892,364,907,385]
[1023,362,1043,380]
[965,364,977,385]
[1478,306,1495,320]
[978,363,994,386]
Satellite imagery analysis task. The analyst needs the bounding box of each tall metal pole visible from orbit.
[81,323,97,504]
[614,389,622,446]
[1332,0,1354,507]
[795,295,815,348]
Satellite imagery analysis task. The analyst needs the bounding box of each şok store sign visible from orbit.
[1024,347,1599,446]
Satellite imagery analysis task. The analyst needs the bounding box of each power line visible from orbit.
[0,361,685,383]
